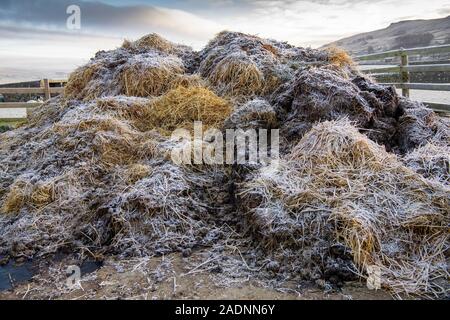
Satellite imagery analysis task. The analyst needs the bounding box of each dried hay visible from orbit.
[65,62,106,100]
[52,115,134,137]
[30,181,55,208]
[65,39,196,101]
[199,31,327,98]
[2,177,60,214]
[121,39,133,50]
[225,98,278,130]
[96,132,158,167]
[169,73,205,89]
[119,53,185,97]
[1,180,29,214]
[95,87,231,135]
[262,43,279,56]
[95,96,152,124]
[0,88,228,259]
[52,115,159,166]
[1,31,449,298]
[272,67,446,153]
[403,143,450,185]
[122,33,192,57]
[326,47,355,68]
[241,119,449,297]
[0,134,224,259]
[141,86,232,134]
[131,33,175,53]
[125,164,152,184]
[208,53,264,96]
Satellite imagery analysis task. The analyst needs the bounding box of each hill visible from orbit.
[323,16,450,55]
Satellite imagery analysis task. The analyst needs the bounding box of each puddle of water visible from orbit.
[0,256,103,292]
[80,260,103,275]
[0,260,35,291]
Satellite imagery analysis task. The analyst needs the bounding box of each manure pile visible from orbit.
[0,32,448,298]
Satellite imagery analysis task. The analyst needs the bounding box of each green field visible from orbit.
[0,119,26,129]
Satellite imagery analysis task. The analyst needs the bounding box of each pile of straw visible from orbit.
[1,119,228,261]
[123,33,176,54]
[118,53,185,97]
[199,31,328,98]
[144,86,232,134]
[241,119,449,297]
[224,98,278,130]
[0,31,448,298]
[272,67,447,153]
[65,37,197,101]
[403,143,450,185]
[64,61,107,100]
[95,86,232,134]
[326,47,355,69]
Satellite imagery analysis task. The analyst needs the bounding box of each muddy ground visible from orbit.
[0,249,394,300]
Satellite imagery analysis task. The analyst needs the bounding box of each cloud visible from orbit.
[0,0,448,83]
[0,0,225,83]
[437,7,450,16]
[0,24,121,59]
[0,0,223,46]
[1,0,447,48]
[191,0,449,47]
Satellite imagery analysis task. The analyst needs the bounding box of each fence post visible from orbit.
[400,50,410,98]
[43,78,51,101]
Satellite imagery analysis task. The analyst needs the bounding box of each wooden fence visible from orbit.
[1,48,450,121]
[357,44,450,113]
[0,79,66,118]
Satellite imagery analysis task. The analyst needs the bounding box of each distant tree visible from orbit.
[393,33,434,49]
[367,46,375,54]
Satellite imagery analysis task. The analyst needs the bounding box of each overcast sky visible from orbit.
[0,0,449,83]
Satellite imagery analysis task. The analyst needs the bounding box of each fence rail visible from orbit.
[357,44,450,61]
[363,64,450,74]
[356,44,450,113]
[0,87,64,95]
[1,51,450,122]
[0,79,66,112]
[0,102,43,109]
[384,83,450,91]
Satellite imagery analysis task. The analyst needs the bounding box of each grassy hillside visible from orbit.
[323,16,450,56]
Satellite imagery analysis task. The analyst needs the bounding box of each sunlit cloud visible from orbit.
[0,0,448,83]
